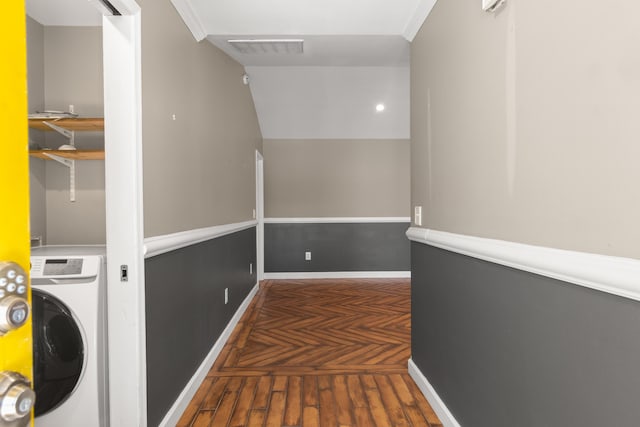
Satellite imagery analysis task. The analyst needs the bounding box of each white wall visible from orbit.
[246,66,409,139]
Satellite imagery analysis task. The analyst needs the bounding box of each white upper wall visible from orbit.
[246,66,410,139]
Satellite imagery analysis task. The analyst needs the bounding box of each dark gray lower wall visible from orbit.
[265,222,410,272]
[411,242,640,427]
[145,228,256,427]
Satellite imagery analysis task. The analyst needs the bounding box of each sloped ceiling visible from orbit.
[248,66,410,139]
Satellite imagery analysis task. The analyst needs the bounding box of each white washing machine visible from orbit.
[30,246,109,427]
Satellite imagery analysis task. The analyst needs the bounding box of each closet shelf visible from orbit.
[28,116,105,202]
[29,150,105,160]
[28,117,104,132]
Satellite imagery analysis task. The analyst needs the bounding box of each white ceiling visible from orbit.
[208,35,411,67]
[174,0,436,66]
[191,0,423,36]
[26,0,103,26]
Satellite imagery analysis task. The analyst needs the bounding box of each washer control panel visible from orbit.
[0,263,29,336]
[31,256,99,280]
[42,258,83,276]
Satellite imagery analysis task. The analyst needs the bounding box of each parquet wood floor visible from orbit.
[177,279,442,427]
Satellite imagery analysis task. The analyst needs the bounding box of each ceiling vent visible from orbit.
[227,39,304,55]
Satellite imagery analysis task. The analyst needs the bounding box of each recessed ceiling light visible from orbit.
[376,103,385,112]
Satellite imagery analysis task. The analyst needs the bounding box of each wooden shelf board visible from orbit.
[28,117,104,131]
[29,150,105,160]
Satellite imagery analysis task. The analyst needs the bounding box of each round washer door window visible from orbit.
[32,289,85,417]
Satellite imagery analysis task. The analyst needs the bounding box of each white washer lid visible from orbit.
[31,245,106,257]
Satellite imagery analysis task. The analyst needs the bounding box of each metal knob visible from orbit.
[0,372,35,424]
[0,296,29,335]
[0,383,34,422]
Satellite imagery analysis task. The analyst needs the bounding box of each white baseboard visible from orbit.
[158,283,259,427]
[263,271,411,280]
[408,359,461,427]
[264,217,411,224]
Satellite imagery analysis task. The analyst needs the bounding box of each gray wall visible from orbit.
[145,228,256,427]
[265,222,410,272]
[29,157,47,245]
[44,27,104,118]
[264,139,410,218]
[27,17,45,115]
[45,160,105,244]
[411,0,640,259]
[139,0,262,238]
[27,16,46,244]
[43,26,105,245]
[411,242,640,426]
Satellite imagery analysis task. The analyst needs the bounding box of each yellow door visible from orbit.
[0,0,35,426]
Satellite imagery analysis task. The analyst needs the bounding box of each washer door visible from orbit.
[32,289,85,417]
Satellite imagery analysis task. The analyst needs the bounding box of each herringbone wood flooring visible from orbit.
[178,279,442,427]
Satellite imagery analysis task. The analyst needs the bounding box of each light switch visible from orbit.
[414,206,422,226]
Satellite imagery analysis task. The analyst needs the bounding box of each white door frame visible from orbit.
[102,1,146,425]
[256,150,264,281]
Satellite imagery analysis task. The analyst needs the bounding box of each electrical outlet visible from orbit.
[224,288,228,304]
[305,251,311,261]
[250,263,253,274]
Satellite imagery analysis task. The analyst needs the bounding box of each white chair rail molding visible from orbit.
[406,227,640,303]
